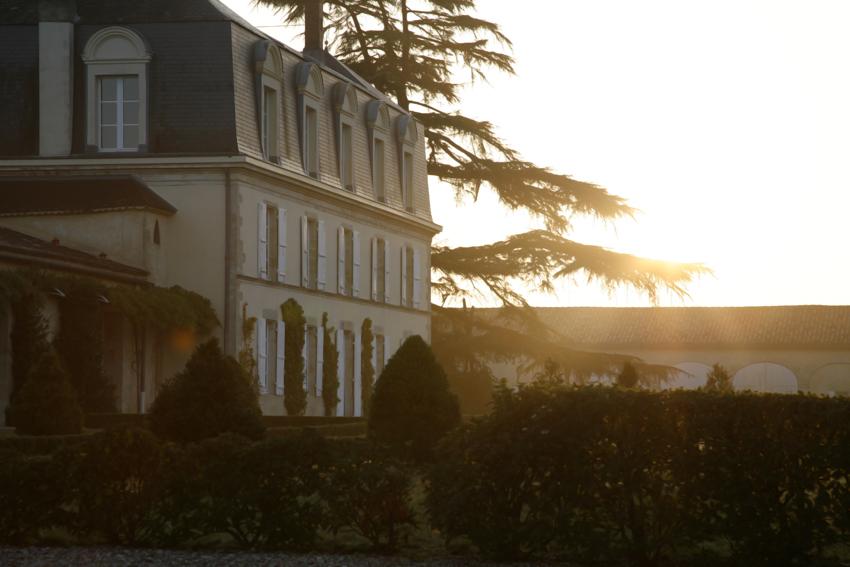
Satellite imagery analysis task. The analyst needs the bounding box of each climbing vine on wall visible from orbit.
[53,277,115,413]
[361,318,375,418]
[321,312,340,417]
[281,299,307,416]
[238,303,258,391]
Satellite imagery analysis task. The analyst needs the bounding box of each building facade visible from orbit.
[487,306,850,396]
[0,0,439,417]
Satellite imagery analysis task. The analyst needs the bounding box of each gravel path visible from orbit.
[0,547,548,566]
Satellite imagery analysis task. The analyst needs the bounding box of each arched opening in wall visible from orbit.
[661,362,712,390]
[809,363,850,397]
[733,362,798,394]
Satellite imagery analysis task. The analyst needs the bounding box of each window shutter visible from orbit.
[352,231,361,298]
[400,246,407,306]
[336,328,345,416]
[277,208,287,283]
[300,216,309,286]
[370,237,378,301]
[316,327,324,396]
[258,202,268,280]
[413,248,422,309]
[354,327,362,417]
[384,244,391,303]
[317,220,327,290]
[257,320,268,394]
[276,320,285,396]
[302,326,308,390]
[337,227,346,294]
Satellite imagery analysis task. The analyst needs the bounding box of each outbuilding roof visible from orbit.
[476,306,850,350]
[0,176,177,217]
[0,226,148,282]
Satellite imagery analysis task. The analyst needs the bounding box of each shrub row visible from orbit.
[0,428,415,550]
[427,386,850,566]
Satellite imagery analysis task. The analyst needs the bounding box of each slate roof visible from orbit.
[0,226,148,281]
[2,0,239,25]
[477,306,850,350]
[0,176,177,216]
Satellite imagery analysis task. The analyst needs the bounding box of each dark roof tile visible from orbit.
[0,175,177,216]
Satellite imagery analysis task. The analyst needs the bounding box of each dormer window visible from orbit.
[253,41,283,163]
[296,62,324,179]
[82,27,151,153]
[395,115,418,212]
[333,82,358,191]
[366,101,390,202]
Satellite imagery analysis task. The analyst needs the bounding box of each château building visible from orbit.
[0,0,439,417]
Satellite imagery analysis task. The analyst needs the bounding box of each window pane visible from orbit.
[374,139,385,199]
[123,76,139,100]
[100,78,117,101]
[124,101,139,125]
[342,124,353,188]
[100,125,117,149]
[100,102,117,125]
[123,125,139,149]
[306,107,318,176]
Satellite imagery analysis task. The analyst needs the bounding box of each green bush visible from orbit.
[8,351,83,436]
[321,313,340,416]
[149,339,265,443]
[0,452,67,544]
[360,318,375,417]
[184,430,331,549]
[7,292,50,425]
[369,335,460,460]
[324,440,415,550]
[428,386,850,565]
[68,427,174,545]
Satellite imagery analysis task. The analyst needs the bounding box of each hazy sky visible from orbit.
[222,0,850,308]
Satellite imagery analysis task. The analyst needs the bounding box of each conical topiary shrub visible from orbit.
[9,350,83,436]
[368,335,461,460]
[149,339,265,443]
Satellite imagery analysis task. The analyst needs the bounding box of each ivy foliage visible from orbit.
[281,299,307,416]
[321,312,340,417]
[53,277,115,413]
[8,290,50,416]
[149,339,265,444]
[108,284,218,336]
[360,318,375,418]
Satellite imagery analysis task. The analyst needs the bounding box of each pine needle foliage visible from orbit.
[255,0,707,305]
[704,363,733,393]
[281,299,307,415]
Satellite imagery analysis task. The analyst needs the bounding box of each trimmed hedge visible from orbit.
[427,386,850,565]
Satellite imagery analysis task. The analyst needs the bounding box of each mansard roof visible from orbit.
[3,0,245,25]
[0,226,148,282]
[0,176,177,216]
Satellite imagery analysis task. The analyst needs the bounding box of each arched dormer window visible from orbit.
[395,115,418,212]
[82,26,151,153]
[366,100,390,202]
[254,41,284,163]
[332,82,358,191]
[295,62,324,179]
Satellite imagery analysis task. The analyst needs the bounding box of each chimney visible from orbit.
[38,0,76,157]
[304,0,324,52]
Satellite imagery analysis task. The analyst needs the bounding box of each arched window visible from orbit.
[82,27,151,153]
[295,62,324,178]
[733,362,798,394]
[254,41,283,163]
[395,115,418,212]
[332,82,359,191]
[366,100,390,202]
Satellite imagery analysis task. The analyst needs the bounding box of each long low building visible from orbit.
[488,306,850,396]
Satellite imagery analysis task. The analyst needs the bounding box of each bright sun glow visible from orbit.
[222,0,850,308]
